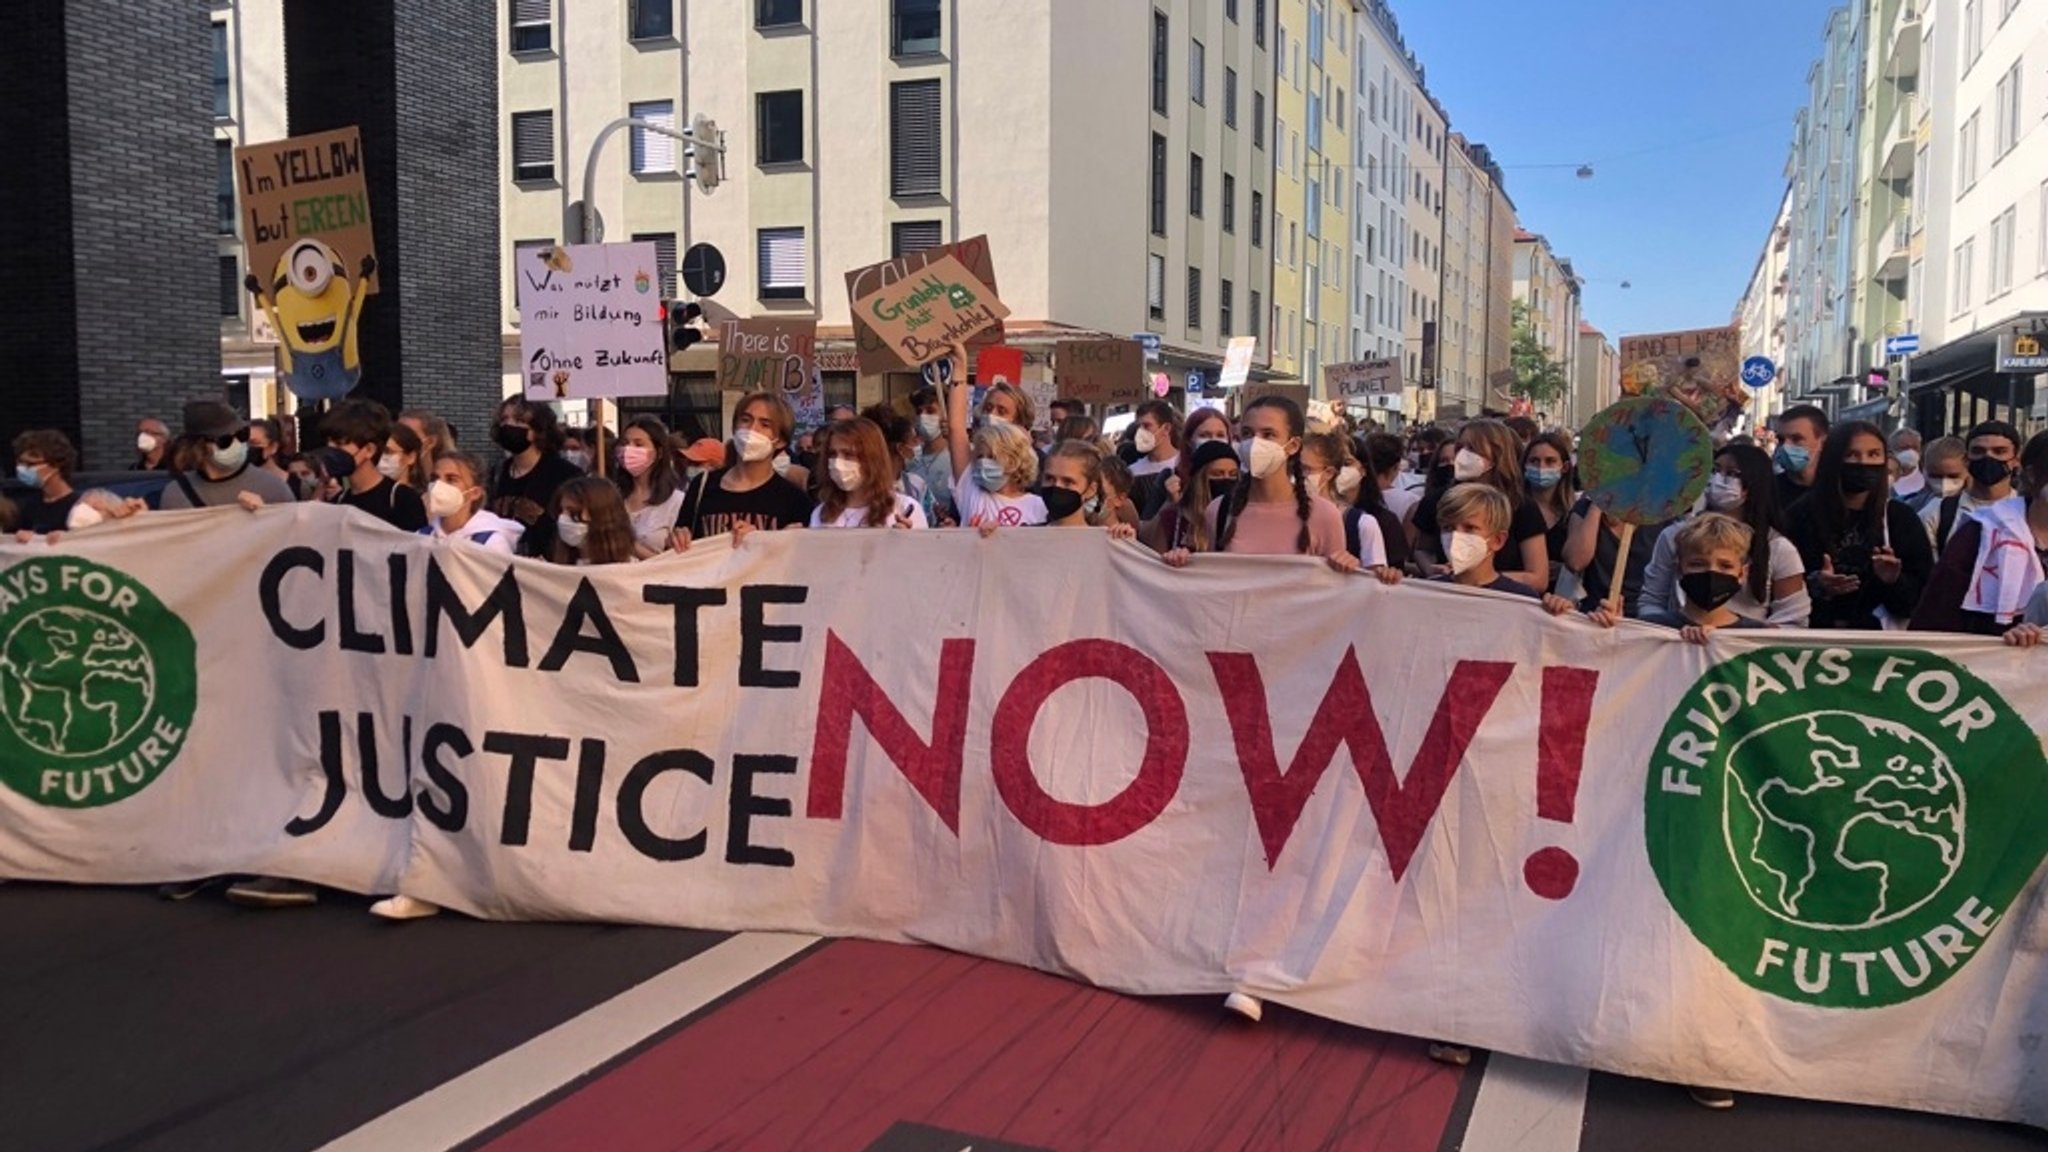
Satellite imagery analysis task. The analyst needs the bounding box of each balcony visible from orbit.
[1875,212,1911,283]
[1887,4,1921,79]
[1880,93,1917,181]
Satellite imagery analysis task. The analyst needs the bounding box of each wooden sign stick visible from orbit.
[1603,521,1636,617]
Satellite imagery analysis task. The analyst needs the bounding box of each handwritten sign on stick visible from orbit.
[516,241,669,400]
[235,127,379,296]
[845,236,1004,374]
[718,319,818,404]
[850,253,1009,367]
[1055,340,1148,404]
[1325,358,1401,400]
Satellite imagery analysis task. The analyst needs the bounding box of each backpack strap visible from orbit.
[1344,505,1363,561]
[1936,495,1962,554]
[677,470,712,538]
[171,470,205,508]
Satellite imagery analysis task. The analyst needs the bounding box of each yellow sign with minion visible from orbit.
[233,127,377,402]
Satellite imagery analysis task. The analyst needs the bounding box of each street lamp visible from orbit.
[572,112,727,245]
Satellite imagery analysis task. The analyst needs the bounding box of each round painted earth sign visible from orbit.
[1575,396,1715,526]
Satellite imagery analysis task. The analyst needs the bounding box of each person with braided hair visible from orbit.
[1162,396,1360,576]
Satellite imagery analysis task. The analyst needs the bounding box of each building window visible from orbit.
[1250,289,1262,338]
[893,220,944,258]
[1187,267,1202,329]
[1253,91,1266,149]
[1220,279,1234,337]
[630,0,673,40]
[1150,133,1168,235]
[630,101,676,173]
[1223,68,1238,129]
[1191,40,1206,106]
[892,0,941,56]
[1960,113,1980,191]
[756,90,804,166]
[1148,254,1166,320]
[633,232,678,296]
[756,0,803,28]
[1991,208,2016,296]
[1953,239,1975,314]
[1189,154,1204,218]
[510,0,552,52]
[512,111,555,182]
[1251,189,1264,247]
[1996,64,2021,158]
[1336,87,1345,131]
[1254,0,1266,47]
[1965,0,1983,67]
[1307,91,1322,151]
[212,23,231,118]
[890,80,943,197]
[1222,173,1236,233]
[217,140,235,233]
[219,256,241,318]
[1151,10,1169,116]
[758,227,807,300]
[1306,180,1320,237]
[1227,0,1238,21]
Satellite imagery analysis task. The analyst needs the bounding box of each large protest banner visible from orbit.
[1,511,2045,1128]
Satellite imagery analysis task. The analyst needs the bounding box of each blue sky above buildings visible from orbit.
[1398,0,1839,341]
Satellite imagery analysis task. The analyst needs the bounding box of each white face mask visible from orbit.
[136,432,161,453]
[377,453,403,480]
[556,515,589,548]
[1705,474,1745,512]
[1441,530,1492,576]
[68,503,106,531]
[1237,436,1287,481]
[1935,476,1967,499]
[771,452,792,476]
[983,413,1013,429]
[1452,447,1490,482]
[917,414,943,441]
[1134,428,1159,456]
[734,429,775,463]
[1896,449,1921,473]
[426,480,467,521]
[828,458,863,492]
[973,458,1009,492]
[1335,464,1364,498]
[211,440,249,472]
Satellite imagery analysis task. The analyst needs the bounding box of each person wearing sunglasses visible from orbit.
[158,399,295,512]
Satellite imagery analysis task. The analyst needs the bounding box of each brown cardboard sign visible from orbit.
[1054,340,1149,404]
[850,254,1009,367]
[845,235,1004,374]
[1238,382,1311,407]
[717,319,818,406]
[234,127,378,297]
[1325,358,1401,399]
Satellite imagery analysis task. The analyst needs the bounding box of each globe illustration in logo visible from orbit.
[0,605,157,760]
[1723,711,1965,932]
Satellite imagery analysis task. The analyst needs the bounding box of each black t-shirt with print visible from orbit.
[682,469,815,538]
[22,491,80,534]
[341,477,428,532]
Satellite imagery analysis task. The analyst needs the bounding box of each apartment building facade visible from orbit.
[1440,134,1515,420]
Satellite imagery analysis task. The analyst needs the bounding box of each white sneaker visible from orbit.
[369,894,441,921]
[1222,992,1264,1022]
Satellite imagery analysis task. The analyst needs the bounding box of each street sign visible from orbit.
[1132,333,1163,362]
[565,200,604,245]
[1996,333,2048,373]
[921,356,955,388]
[1884,334,1921,358]
[1740,357,1777,389]
[681,243,726,298]
[1186,369,1206,395]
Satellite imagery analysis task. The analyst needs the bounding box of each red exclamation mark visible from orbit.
[1526,666,1598,900]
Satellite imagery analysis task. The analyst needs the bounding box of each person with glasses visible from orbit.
[158,400,295,512]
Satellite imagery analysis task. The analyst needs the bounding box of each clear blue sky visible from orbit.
[1397,0,1840,341]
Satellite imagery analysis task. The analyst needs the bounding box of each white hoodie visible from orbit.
[421,509,524,556]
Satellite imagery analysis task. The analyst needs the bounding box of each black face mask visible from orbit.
[495,425,533,454]
[1680,571,1743,612]
[248,446,267,469]
[1430,463,1455,488]
[1967,456,2014,488]
[1039,486,1085,522]
[1839,463,1888,495]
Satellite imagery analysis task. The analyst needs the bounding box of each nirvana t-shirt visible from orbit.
[340,477,428,532]
[683,469,816,537]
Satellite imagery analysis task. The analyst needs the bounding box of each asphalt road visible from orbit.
[3,883,2041,1152]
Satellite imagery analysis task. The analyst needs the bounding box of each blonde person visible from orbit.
[946,359,1047,526]
[420,451,523,556]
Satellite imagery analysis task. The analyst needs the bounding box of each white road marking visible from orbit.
[1458,1055,1590,1152]
[315,931,819,1152]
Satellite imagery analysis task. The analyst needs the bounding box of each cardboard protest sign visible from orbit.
[1054,340,1148,405]
[845,236,1004,374]
[234,127,379,401]
[1618,325,1747,435]
[717,319,819,416]
[1325,359,1401,400]
[516,242,669,400]
[1219,336,1258,390]
[976,345,1024,384]
[1238,382,1311,407]
[1575,396,1714,527]
[850,253,1009,368]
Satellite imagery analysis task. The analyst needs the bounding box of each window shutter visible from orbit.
[513,112,554,178]
[891,80,942,197]
[1186,267,1202,328]
[512,0,550,23]
[758,228,807,296]
[630,102,675,172]
[1148,255,1165,309]
[892,220,943,258]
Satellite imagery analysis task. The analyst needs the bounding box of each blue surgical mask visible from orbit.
[973,458,1009,491]
[1523,466,1562,490]
[1775,444,1811,475]
[15,464,44,488]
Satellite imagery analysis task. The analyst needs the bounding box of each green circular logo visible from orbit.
[1646,647,2048,1008]
[0,558,196,808]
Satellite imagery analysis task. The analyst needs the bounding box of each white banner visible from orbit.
[2,508,2046,1128]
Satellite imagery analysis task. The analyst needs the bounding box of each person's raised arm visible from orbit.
[943,346,973,482]
[1562,501,1600,575]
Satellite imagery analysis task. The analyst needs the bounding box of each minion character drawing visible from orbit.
[246,239,375,402]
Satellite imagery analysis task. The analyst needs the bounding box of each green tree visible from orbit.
[1507,300,1570,408]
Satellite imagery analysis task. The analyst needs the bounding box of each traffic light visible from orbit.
[666,299,704,353]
